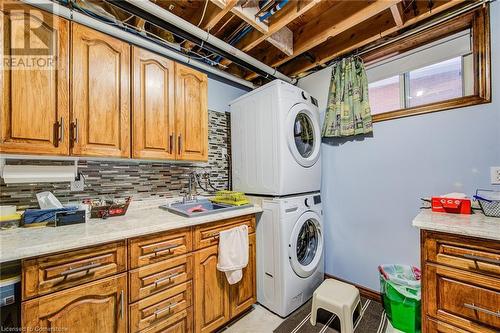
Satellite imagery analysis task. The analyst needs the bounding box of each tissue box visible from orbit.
[431,197,471,214]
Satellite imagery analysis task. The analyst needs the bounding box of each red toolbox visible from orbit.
[431,197,471,214]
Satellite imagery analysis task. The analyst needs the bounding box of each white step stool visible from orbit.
[310,279,362,333]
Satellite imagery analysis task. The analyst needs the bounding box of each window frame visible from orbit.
[363,6,491,122]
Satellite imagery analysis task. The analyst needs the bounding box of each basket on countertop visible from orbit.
[473,189,500,218]
[89,197,132,219]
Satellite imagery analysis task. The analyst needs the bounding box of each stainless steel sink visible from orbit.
[160,199,251,217]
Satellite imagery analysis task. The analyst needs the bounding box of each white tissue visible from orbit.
[442,192,467,198]
[36,192,63,209]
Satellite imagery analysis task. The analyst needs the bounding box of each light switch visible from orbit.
[490,167,500,185]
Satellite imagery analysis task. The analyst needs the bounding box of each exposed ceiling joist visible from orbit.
[202,0,238,31]
[245,0,401,80]
[390,2,405,27]
[280,0,467,78]
[220,0,320,67]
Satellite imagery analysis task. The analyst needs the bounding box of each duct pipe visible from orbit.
[20,0,255,88]
[109,0,294,83]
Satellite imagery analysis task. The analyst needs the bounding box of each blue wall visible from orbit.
[208,76,251,112]
[298,2,500,291]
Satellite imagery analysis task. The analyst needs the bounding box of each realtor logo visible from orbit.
[2,1,57,70]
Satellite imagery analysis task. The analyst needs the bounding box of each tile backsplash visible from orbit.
[0,111,231,209]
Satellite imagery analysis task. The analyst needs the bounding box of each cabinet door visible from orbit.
[0,3,69,155]
[175,64,208,161]
[193,245,229,333]
[22,274,127,333]
[71,23,130,158]
[132,46,175,160]
[230,233,256,318]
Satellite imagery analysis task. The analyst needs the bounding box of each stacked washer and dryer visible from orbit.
[230,80,324,317]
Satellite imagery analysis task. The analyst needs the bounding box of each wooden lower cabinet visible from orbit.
[194,233,257,333]
[421,230,500,333]
[22,274,127,333]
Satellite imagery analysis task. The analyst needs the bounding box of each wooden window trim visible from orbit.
[363,5,491,123]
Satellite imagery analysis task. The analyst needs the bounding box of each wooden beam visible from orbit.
[390,2,405,27]
[220,0,320,66]
[202,0,238,31]
[277,0,467,78]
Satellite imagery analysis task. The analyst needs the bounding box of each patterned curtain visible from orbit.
[322,57,373,138]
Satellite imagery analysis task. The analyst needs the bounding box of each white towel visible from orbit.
[217,225,249,285]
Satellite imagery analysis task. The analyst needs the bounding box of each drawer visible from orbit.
[22,241,127,300]
[140,307,192,333]
[193,214,255,250]
[129,228,192,269]
[129,254,192,302]
[129,281,192,332]
[424,264,500,332]
[425,317,471,333]
[423,231,500,277]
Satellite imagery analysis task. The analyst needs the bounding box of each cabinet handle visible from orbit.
[463,254,500,265]
[71,119,79,144]
[464,303,500,317]
[154,273,179,287]
[59,117,64,143]
[119,290,124,320]
[153,244,177,256]
[169,134,173,154]
[53,120,61,147]
[60,262,102,276]
[178,135,182,155]
[154,302,178,317]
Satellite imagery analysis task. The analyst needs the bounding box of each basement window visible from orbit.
[363,6,490,122]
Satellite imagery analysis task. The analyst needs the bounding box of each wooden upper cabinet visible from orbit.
[71,23,130,158]
[0,3,70,155]
[132,47,175,160]
[22,274,128,333]
[175,63,208,162]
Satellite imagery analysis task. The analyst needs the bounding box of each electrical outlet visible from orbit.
[70,175,85,192]
[491,167,500,185]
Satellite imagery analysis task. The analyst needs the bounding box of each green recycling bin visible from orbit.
[379,264,421,333]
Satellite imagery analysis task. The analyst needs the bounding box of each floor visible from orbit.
[221,304,403,333]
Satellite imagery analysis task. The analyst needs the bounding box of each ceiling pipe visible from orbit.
[20,0,255,88]
[107,0,295,84]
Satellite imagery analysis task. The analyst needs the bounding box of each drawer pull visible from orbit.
[60,262,102,276]
[463,254,500,265]
[464,303,500,317]
[154,273,179,287]
[154,301,178,317]
[154,244,177,255]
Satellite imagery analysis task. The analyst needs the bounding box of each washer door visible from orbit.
[289,211,323,278]
[287,103,321,168]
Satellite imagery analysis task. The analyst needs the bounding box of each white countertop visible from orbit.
[0,199,262,263]
[412,209,500,241]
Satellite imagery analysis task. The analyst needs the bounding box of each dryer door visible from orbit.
[287,103,321,168]
[289,211,323,278]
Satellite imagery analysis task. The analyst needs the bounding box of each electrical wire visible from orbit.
[197,0,209,27]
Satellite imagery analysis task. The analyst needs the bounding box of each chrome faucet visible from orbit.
[183,172,197,203]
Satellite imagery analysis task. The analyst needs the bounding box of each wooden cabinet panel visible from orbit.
[423,231,500,277]
[193,215,256,250]
[22,241,127,300]
[194,244,229,333]
[140,308,193,333]
[0,3,70,155]
[132,46,175,160]
[129,281,192,332]
[175,63,208,162]
[22,273,127,333]
[71,23,130,157]
[424,263,499,332]
[230,233,256,318]
[129,254,192,303]
[129,228,192,269]
[425,318,471,333]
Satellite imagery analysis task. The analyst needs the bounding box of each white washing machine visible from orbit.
[230,80,321,196]
[251,192,324,317]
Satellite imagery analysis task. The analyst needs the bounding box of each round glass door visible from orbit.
[289,211,323,278]
[287,104,320,167]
